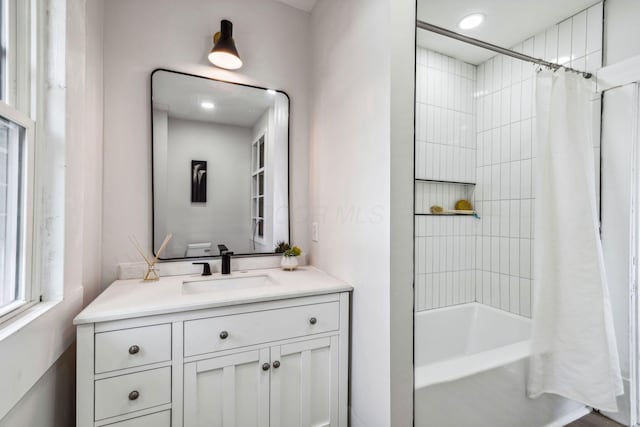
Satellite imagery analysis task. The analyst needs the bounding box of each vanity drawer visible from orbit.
[94,367,171,421]
[184,302,340,357]
[95,324,171,373]
[103,410,170,427]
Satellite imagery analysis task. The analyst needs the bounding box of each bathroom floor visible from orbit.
[566,413,624,427]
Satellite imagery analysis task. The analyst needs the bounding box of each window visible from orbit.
[0,0,37,322]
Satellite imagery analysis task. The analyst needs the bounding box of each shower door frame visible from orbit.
[596,54,640,427]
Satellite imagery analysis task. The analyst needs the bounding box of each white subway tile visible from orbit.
[545,25,559,62]
[511,82,522,123]
[425,237,433,274]
[558,19,572,64]
[491,274,501,308]
[510,161,521,199]
[534,32,546,60]
[424,275,433,310]
[446,272,454,306]
[433,70,442,107]
[483,131,492,166]
[571,11,587,61]
[492,92,501,129]
[508,277,519,314]
[491,236,500,271]
[511,45,523,82]
[500,274,510,311]
[501,126,511,164]
[483,272,492,304]
[520,279,532,317]
[500,163,510,200]
[493,56,503,92]
[483,166,492,202]
[521,119,532,159]
[520,36,533,56]
[520,239,532,278]
[509,238,520,276]
[501,87,511,126]
[483,236,491,270]
[521,79,533,119]
[509,200,521,238]
[502,55,512,88]
[586,3,603,54]
[521,159,532,198]
[491,128,501,165]
[520,199,532,239]
[491,164,501,200]
[417,103,427,142]
[510,122,521,161]
[483,95,492,132]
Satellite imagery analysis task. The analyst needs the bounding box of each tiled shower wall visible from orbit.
[473,2,603,316]
[414,49,477,311]
[414,3,603,316]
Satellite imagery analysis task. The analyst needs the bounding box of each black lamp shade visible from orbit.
[208,20,243,70]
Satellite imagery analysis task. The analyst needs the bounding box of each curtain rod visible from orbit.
[416,20,592,79]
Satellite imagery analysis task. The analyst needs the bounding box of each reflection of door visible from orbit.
[251,133,266,247]
[599,80,640,426]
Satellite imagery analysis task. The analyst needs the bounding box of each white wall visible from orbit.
[309,0,415,425]
[600,0,640,423]
[102,0,310,284]
[309,0,391,424]
[0,0,105,424]
[604,0,640,66]
[163,118,252,256]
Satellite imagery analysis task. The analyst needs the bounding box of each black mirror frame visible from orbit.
[150,68,291,260]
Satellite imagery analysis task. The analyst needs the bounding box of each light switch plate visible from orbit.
[312,222,319,242]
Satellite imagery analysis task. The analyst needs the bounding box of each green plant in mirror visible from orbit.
[275,241,290,253]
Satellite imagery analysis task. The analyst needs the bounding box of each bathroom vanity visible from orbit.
[74,267,352,427]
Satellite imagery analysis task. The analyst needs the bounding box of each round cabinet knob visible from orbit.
[273,361,281,369]
[309,317,317,325]
[219,331,229,339]
[128,390,140,401]
[262,363,270,371]
[128,345,140,355]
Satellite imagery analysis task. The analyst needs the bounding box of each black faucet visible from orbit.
[221,251,234,275]
[192,262,212,276]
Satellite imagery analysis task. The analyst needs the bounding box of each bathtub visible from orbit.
[414,303,589,427]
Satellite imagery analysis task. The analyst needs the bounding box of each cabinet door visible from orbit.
[270,336,340,427]
[184,348,270,427]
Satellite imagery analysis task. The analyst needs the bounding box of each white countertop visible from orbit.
[74,266,353,325]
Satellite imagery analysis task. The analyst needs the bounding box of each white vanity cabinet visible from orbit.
[75,272,351,427]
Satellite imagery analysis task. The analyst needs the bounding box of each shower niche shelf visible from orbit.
[415,178,475,186]
[415,178,476,217]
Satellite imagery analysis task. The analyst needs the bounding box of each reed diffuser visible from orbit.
[129,234,173,281]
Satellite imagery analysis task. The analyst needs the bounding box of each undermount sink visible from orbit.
[182,274,278,294]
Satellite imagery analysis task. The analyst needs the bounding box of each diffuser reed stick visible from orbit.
[129,234,173,281]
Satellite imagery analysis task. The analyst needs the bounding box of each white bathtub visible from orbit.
[415,303,588,427]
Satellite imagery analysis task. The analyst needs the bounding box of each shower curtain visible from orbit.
[527,70,623,411]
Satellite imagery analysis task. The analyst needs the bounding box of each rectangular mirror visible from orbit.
[151,69,289,259]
